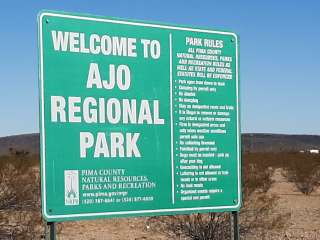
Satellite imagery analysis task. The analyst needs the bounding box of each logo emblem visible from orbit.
[64,170,79,205]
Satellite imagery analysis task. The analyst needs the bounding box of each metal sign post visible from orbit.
[231,211,239,240]
[46,222,56,240]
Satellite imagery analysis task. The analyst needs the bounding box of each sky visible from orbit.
[0,0,320,137]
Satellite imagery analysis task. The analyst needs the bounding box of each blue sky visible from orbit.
[0,0,319,137]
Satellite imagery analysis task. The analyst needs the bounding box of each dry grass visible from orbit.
[0,150,319,239]
[241,153,283,237]
[243,152,320,195]
[240,152,320,238]
[150,213,231,240]
[0,149,43,240]
[281,153,320,195]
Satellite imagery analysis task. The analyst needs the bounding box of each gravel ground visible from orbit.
[56,169,320,240]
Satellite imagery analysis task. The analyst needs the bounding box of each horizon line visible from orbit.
[1,131,320,139]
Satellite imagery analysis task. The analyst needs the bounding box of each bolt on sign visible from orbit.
[38,11,241,221]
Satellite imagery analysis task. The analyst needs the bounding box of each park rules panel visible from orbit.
[38,11,241,221]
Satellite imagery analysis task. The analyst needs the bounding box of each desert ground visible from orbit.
[1,151,320,239]
[54,168,320,240]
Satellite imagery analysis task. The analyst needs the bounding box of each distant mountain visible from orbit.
[0,133,39,155]
[0,133,320,156]
[242,133,320,152]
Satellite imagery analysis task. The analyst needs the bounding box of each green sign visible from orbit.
[38,11,241,221]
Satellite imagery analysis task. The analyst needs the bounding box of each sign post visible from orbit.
[46,222,55,240]
[38,11,241,222]
[231,211,240,240]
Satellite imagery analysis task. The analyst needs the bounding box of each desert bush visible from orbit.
[0,149,43,239]
[240,193,290,235]
[242,152,320,195]
[178,213,230,240]
[240,153,292,238]
[242,153,276,199]
[281,153,320,195]
[148,213,230,240]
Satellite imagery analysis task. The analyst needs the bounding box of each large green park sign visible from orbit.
[38,11,241,221]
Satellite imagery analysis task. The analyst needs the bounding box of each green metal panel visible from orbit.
[38,10,241,222]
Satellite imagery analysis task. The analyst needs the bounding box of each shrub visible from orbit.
[240,152,291,238]
[242,152,275,199]
[178,213,230,240]
[0,149,43,239]
[282,153,320,195]
[149,213,230,240]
